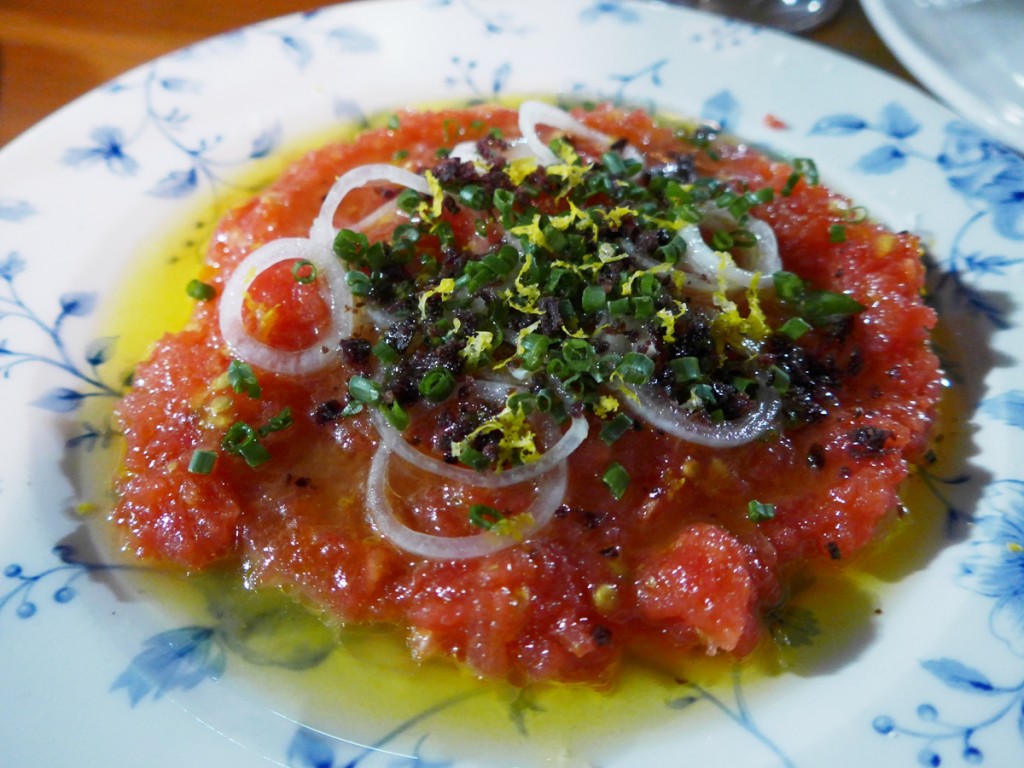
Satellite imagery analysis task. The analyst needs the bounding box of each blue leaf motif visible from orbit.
[937,121,1024,240]
[287,727,336,768]
[810,113,868,136]
[0,251,26,281]
[580,1,641,23]
[63,126,139,177]
[149,168,199,198]
[667,695,700,710]
[963,252,1024,275]
[327,27,378,53]
[855,144,907,175]
[279,34,313,68]
[250,126,281,159]
[702,90,740,133]
[980,391,1024,428]
[0,200,36,222]
[59,291,97,318]
[333,98,366,124]
[32,387,86,413]
[493,62,511,95]
[878,102,920,140]
[111,626,226,706]
[159,77,200,94]
[85,336,118,367]
[922,658,997,694]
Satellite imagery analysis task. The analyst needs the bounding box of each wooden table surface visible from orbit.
[0,0,916,149]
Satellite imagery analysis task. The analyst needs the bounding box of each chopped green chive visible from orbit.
[346,270,372,296]
[602,462,631,501]
[779,316,812,340]
[599,412,633,445]
[372,341,400,365]
[382,401,409,431]
[259,407,293,437]
[340,401,364,417]
[793,157,819,186]
[186,279,216,301]
[770,365,791,394]
[458,445,490,471]
[419,368,456,402]
[458,184,487,210]
[773,270,805,302]
[711,230,734,251]
[670,356,702,384]
[227,360,261,399]
[222,422,271,468]
[828,224,847,243]
[802,291,865,325]
[188,449,217,475]
[291,259,317,284]
[396,188,423,214]
[348,375,381,405]
[469,503,504,530]
[582,285,607,313]
[615,352,655,386]
[747,499,776,522]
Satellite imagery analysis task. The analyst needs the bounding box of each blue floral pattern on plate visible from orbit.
[2,0,1023,765]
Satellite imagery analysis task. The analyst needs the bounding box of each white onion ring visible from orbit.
[364,444,568,560]
[369,395,589,489]
[679,224,761,291]
[449,140,484,164]
[309,163,430,247]
[680,206,781,291]
[622,382,780,447]
[518,100,628,167]
[218,237,351,376]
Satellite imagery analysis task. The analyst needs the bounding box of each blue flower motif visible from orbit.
[702,89,741,133]
[111,626,227,706]
[938,122,1024,241]
[0,251,26,281]
[980,391,1024,429]
[605,58,667,102]
[326,27,379,53]
[2,546,127,629]
[0,199,36,222]
[0,252,120,403]
[872,657,1024,765]
[284,696,469,767]
[580,1,641,24]
[960,480,1024,656]
[62,126,140,176]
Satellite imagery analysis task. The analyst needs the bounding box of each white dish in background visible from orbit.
[861,0,1024,153]
[2,0,1024,766]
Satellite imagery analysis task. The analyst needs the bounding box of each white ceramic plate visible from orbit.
[2,1,1023,766]
[860,0,1024,154]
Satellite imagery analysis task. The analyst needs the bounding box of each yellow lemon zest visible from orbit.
[460,330,495,366]
[506,156,539,186]
[418,276,456,319]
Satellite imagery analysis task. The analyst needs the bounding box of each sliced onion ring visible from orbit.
[309,163,430,247]
[518,100,625,167]
[219,237,351,376]
[369,402,589,489]
[622,382,780,447]
[364,444,567,560]
[680,223,771,291]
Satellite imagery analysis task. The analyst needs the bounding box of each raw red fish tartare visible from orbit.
[113,102,942,685]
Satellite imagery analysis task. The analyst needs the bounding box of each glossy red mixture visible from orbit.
[113,105,941,685]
